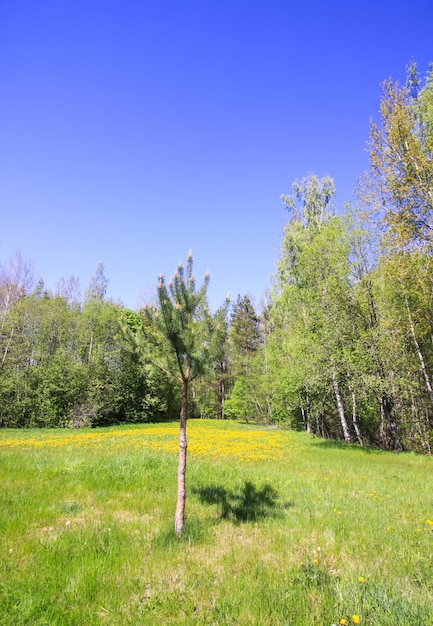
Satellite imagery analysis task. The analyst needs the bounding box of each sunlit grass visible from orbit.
[1,419,433,625]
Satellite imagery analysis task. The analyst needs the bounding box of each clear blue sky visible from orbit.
[1,1,432,311]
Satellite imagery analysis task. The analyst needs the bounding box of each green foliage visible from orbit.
[192,298,231,419]
[224,350,272,424]
[224,375,254,421]
[268,176,362,440]
[281,174,336,228]
[122,251,211,387]
[224,294,268,422]
[229,294,262,365]
[0,287,169,427]
[360,65,433,251]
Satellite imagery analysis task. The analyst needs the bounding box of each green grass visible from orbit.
[0,420,432,625]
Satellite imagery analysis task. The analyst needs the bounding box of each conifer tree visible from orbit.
[229,294,262,376]
[123,251,210,535]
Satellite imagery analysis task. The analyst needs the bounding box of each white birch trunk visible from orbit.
[351,389,363,446]
[332,368,351,443]
[405,296,433,406]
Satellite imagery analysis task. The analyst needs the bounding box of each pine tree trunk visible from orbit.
[174,378,188,536]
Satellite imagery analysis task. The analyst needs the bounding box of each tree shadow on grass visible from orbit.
[309,438,384,454]
[192,480,292,523]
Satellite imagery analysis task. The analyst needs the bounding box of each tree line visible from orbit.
[0,259,178,428]
[1,63,433,454]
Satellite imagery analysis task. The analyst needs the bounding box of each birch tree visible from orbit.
[271,176,362,441]
[359,64,433,251]
[357,62,433,449]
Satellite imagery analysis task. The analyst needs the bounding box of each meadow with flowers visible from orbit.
[1,419,433,625]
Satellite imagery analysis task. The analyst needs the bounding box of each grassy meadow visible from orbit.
[1,419,433,625]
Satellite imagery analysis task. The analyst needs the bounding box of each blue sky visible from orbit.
[1,1,432,311]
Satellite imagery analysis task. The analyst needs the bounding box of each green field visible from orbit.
[1,420,432,625]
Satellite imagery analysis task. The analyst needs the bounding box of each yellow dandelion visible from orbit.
[426,520,433,526]
[352,616,360,624]
[340,620,347,625]
[358,576,365,583]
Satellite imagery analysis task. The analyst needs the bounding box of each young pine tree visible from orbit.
[122,251,210,535]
